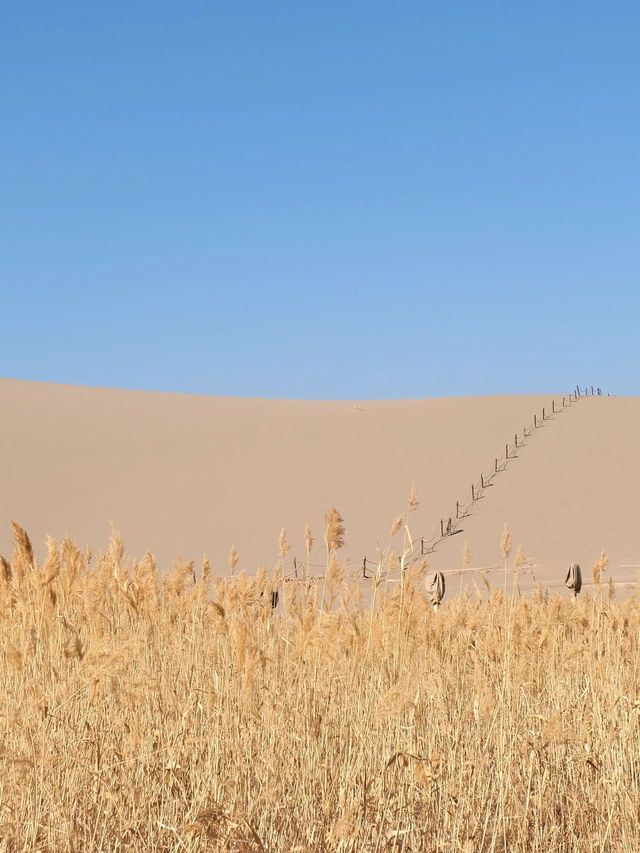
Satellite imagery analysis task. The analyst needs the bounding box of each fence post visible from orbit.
[440,519,444,537]
[481,473,485,489]
[421,537,424,556]
[362,557,367,578]
[471,483,475,501]
[534,414,537,428]
[456,501,460,519]
[294,556,298,578]
[505,443,509,459]
[495,458,498,473]
[543,407,546,420]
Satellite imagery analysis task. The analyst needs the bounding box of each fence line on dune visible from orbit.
[283,384,609,583]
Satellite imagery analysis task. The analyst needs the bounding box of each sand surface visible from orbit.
[0,378,637,595]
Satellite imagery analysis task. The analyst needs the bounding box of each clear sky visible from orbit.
[2,2,638,399]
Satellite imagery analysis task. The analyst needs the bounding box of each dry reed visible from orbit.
[1,525,638,851]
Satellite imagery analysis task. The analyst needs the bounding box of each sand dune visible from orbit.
[0,378,636,594]
[431,395,640,593]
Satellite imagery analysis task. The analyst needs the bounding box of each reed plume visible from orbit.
[1,554,11,583]
[201,557,211,583]
[228,545,239,575]
[513,545,526,598]
[591,550,608,585]
[278,528,289,561]
[390,515,404,538]
[304,524,313,580]
[304,524,313,556]
[407,481,419,513]
[324,508,345,554]
[12,520,35,578]
[500,524,512,561]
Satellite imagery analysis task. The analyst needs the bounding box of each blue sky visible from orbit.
[1,2,638,398]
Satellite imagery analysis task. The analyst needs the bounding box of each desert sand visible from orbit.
[0,378,637,595]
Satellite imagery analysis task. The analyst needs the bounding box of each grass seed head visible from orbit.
[408,481,419,512]
[0,555,12,584]
[324,508,345,553]
[228,545,239,575]
[304,524,313,557]
[278,528,289,560]
[500,524,512,560]
[514,545,526,573]
[390,515,404,538]
[41,537,61,586]
[201,557,211,582]
[12,521,35,572]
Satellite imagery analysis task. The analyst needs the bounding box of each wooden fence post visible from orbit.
[421,537,424,556]
[534,414,537,428]
[456,501,460,519]
[471,483,475,501]
[440,519,444,537]
[495,458,498,473]
[362,557,367,578]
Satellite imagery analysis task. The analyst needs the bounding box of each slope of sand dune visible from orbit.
[0,378,637,595]
[431,395,640,594]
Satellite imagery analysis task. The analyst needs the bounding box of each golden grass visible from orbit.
[1,526,639,851]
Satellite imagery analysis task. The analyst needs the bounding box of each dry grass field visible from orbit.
[2,519,639,851]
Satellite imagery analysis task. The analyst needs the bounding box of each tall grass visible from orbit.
[1,525,638,851]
